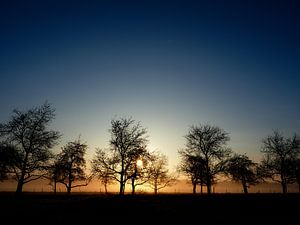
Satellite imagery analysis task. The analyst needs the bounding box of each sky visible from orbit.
[0,0,299,170]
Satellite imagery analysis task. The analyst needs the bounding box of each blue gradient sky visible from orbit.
[0,0,299,168]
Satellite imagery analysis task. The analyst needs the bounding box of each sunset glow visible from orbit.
[136,159,143,168]
[0,0,299,195]
[0,2,299,225]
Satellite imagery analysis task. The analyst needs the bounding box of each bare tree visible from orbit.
[91,149,115,194]
[178,150,206,194]
[0,102,61,193]
[92,117,148,195]
[225,154,258,194]
[47,159,66,194]
[147,152,176,195]
[260,131,299,194]
[56,139,89,194]
[127,154,152,194]
[184,124,231,194]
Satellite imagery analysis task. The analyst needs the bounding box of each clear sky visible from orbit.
[0,0,299,169]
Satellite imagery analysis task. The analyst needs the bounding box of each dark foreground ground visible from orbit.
[0,193,299,225]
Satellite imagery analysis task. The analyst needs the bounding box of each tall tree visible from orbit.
[147,152,176,195]
[92,118,148,195]
[55,139,89,194]
[0,102,61,193]
[260,131,299,194]
[184,124,231,194]
[178,150,206,194]
[225,154,258,194]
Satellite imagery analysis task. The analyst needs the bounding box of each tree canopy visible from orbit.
[183,124,231,194]
[259,131,299,193]
[0,102,61,193]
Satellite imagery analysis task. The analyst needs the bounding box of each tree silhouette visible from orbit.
[91,149,115,194]
[47,158,66,194]
[290,138,300,192]
[147,151,176,195]
[92,118,148,195]
[259,131,299,194]
[184,124,231,194]
[0,102,61,193]
[55,139,89,194]
[0,143,17,181]
[178,150,206,194]
[292,158,300,192]
[225,154,258,194]
[127,153,154,194]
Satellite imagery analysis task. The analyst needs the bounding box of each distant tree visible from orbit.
[292,158,300,192]
[184,124,231,194]
[47,158,66,194]
[56,139,89,194]
[91,149,115,194]
[259,131,299,194]
[178,150,206,194]
[0,102,61,193]
[225,154,258,194]
[284,157,300,193]
[92,118,148,195]
[147,152,177,195]
[291,138,300,193]
[0,143,17,181]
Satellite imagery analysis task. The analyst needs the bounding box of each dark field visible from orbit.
[1,193,299,225]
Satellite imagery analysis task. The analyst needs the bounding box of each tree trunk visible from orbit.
[16,178,24,194]
[67,186,71,195]
[281,181,287,194]
[67,173,72,195]
[131,177,135,195]
[104,183,108,194]
[16,167,26,193]
[119,178,124,195]
[207,181,211,195]
[242,180,248,194]
[154,180,158,195]
[205,157,211,195]
[119,164,124,195]
[192,182,196,194]
[16,152,29,194]
[121,182,126,194]
[54,180,57,195]
[280,172,287,194]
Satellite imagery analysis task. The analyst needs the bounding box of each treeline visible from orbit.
[179,125,299,194]
[0,102,299,195]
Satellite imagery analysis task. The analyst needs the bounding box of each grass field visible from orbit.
[1,193,299,225]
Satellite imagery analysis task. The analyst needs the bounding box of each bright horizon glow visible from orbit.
[1,178,299,194]
[0,1,299,186]
[136,159,143,168]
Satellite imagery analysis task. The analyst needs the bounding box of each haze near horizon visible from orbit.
[0,0,299,171]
